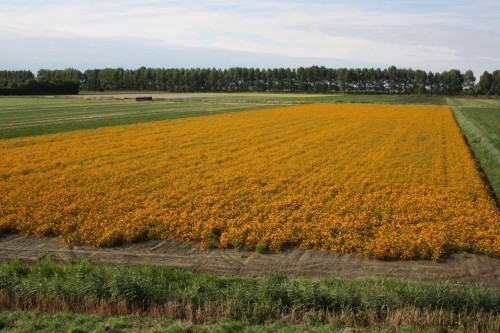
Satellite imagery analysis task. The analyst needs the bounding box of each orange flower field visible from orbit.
[0,104,498,259]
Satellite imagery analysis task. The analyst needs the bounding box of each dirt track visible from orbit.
[1,234,498,289]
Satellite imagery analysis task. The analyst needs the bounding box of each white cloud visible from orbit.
[0,0,499,73]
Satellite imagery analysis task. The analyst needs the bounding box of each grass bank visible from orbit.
[0,257,498,332]
[447,97,500,200]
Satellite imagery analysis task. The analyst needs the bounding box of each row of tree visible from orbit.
[1,67,500,95]
[0,70,35,88]
[0,78,80,95]
[0,69,80,95]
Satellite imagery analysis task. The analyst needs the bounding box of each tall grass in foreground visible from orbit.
[0,257,498,331]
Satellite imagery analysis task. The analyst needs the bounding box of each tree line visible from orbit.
[1,67,500,95]
[0,69,79,95]
[0,70,35,87]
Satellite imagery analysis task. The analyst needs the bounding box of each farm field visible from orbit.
[0,97,278,140]
[1,104,498,260]
[0,94,446,140]
[77,92,447,105]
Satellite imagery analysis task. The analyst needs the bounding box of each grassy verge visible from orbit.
[0,257,498,332]
[447,98,500,200]
[0,310,474,333]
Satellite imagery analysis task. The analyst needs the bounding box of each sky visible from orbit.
[1,0,499,75]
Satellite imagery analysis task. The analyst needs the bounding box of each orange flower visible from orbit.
[0,104,498,259]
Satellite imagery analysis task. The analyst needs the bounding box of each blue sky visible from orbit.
[1,0,499,75]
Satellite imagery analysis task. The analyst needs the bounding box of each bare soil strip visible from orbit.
[1,234,498,289]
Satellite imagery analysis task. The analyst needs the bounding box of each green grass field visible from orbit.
[0,97,279,140]
[461,107,500,148]
[447,97,500,199]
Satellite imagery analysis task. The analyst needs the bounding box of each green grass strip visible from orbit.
[0,309,476,333]
[447,98,500,200]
